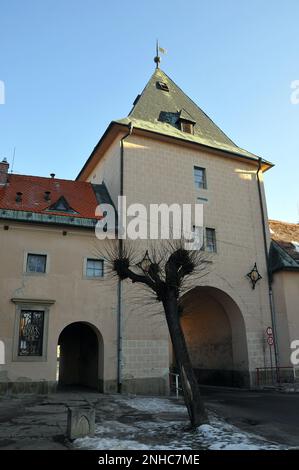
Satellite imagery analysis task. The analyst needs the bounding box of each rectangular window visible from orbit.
[26,254,47,273]
[194,166,207,189]
[205,228,217,253]
[181,121,194,134]
[86,259,104,278]
[18,310,44,356]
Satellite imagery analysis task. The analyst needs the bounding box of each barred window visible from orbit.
[86,259,104,278]
[206,228,217,253]
[18,310,44,356]
[194,167,207,189]
[26,254,47,273]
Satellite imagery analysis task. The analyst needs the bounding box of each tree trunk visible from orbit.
[163,290,209,427]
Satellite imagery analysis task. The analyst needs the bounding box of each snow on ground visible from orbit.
[74,396,286,451]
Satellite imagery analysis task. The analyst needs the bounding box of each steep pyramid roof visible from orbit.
[115,68,272,166]
[77,67,273,180]
[129,68,235,146]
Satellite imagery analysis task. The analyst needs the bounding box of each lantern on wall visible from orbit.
[247,263,262,289]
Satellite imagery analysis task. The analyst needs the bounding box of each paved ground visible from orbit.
[201,386,299,447]
[0,387,298,449]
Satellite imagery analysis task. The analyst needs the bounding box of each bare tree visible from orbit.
[102,239,211,427]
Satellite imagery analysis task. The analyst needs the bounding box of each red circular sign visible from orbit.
[266,327,273,336]
[267,336,274,346]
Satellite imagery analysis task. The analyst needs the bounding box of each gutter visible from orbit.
[257,158,279,368]
[129,124,274,171]
[0,208,99,229]
[117,123,133,393]
[77,121,274,181]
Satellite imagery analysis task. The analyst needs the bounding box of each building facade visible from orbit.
[0,66,279,394]
[269,220,299,376]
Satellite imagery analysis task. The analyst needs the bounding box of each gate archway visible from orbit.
[57,322,103,390]
[179,286,249,387]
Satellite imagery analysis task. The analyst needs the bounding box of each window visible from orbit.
[194,166,207,189]
[86,259,104,278]
[205,228,217,253]
[46,196,77,214]
[181,121,194,134]
[18,310,44,356]
[157,81,169,92]
[191,225,204,251]
[26,254,47,273]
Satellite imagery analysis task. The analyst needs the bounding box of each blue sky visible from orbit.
[1,0,298,222]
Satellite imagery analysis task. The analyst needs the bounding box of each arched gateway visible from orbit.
[179,286,249,387]
[57,322,104,391]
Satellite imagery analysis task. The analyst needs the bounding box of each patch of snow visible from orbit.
[197,416,282,450]
[73,396,286,451]
[119,397,187,414]
[292,241,299,252]
[75,437,153,450]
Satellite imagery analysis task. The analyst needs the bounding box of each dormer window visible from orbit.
[157,81,169,92]
[178,109,196,134]
[180,121,194,134]
[45,196,77,214]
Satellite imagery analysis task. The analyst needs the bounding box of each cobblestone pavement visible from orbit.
[0,389,297,450]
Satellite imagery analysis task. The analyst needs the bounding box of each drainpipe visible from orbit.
[117,123,133,393]
[256,157,279,369]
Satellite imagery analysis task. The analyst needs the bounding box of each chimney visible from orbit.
[0,158,9,186]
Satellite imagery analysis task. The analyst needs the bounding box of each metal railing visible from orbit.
[256,366,297,387]
[169,372,182,398]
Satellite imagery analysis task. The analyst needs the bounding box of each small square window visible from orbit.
[86,259,104,278]
[181,121,194,134]
[205,228,217,253]
[194,167,207,189]
[26,254,47,273]
[18,310,44,356]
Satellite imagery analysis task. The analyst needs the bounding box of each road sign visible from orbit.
[266,326,273,336]
[267,335,274,346]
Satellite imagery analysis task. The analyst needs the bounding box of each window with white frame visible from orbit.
[194,166,207,189]
[26,254,47,273]
[205,228,217,253]
[86,258,104,278]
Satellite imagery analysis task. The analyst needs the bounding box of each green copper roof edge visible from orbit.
[76,121,131,180]
[0,209,98,228]
[270,240,299,273]
[114,118,274,168]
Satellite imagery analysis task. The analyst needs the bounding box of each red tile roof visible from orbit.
[0,174,101,219]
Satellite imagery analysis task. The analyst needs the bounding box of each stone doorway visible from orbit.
[57,322,102,390]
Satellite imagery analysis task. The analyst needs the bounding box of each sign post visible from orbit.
[266,327,275,383]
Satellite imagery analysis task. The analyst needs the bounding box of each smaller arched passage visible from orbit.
[57,322,104,391]
[179,286,249,387]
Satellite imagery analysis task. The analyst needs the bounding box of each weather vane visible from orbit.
[154,40,167,68]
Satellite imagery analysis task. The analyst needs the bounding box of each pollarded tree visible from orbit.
[104,240,210,427]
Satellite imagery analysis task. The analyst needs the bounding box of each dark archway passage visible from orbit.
[58,322,102,390]
[178,286,249,387]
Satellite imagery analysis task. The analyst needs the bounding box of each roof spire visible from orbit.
[154,39,160,68]
[154,40,166,68]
